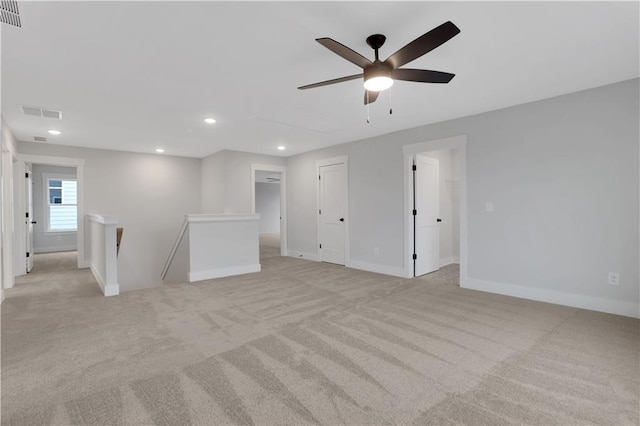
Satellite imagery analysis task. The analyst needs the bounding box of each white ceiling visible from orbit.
[2,1,638,158]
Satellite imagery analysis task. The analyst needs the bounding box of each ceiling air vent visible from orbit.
[34,136,47,142]
[1,0,21,27]
[22,105,63,120]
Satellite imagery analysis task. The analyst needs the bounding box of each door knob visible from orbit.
[437,218,442,222]
[339,218,344,222]
[31,221,37,224]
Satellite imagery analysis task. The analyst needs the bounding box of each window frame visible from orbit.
[42,173,78,234]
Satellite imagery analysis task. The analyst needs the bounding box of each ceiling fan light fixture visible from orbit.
[364,75,393,92]
[363,65,393,92]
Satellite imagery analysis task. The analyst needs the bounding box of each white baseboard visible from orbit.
[189,264,261,282]
[34,246,77,254]
[346,259,407,278]
[90,264,119,296]
[287,250,320,262]
[463,277,640,319]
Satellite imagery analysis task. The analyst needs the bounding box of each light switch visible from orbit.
[485,202,494,213]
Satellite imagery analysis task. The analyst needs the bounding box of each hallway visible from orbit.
[10,251,100,298]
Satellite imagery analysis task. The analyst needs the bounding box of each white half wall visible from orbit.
[286,79,639,318]
[88,214,119,296]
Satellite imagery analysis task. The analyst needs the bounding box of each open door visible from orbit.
[414,154,440,276]
[25,164,34,272]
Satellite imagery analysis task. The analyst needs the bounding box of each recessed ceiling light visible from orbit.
[204,117,216,124]
[155,148,165,153]
[48,129,61,135]
[277,145,286,151]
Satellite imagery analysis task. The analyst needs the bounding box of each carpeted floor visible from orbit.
[1,246,638,425]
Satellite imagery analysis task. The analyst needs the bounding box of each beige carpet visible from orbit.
[1,249,638,425]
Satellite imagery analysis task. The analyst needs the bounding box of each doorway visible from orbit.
[250,164,287,257]
[316,156,348,265]
[403,136,467,283]
[254,170,281,259]
[14,154,86,277]
[25,163,79,273]
[413,149,461,277]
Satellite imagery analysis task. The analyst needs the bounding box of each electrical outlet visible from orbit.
[607,272,619,286]
[485,202,494,213]
[374,247,380,256]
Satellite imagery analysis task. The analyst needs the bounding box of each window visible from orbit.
[46,177,77,232]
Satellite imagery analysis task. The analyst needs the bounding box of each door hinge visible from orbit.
[412,253,417,260]
[412,209,417,216]
[319,244,322,249]
[25,172,29,178]
[26,252,30,258]
[319,209,321,214]
[26,212,29,218]
[318,175,321,180]
[412,165,417,171]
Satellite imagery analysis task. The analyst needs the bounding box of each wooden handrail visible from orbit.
[161,216,188,280]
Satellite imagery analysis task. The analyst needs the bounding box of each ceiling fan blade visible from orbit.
[316,38,373,69]
[392,68,455,84]
[298,74,362,90]
[364,90,379,105]
[384,21,460,69]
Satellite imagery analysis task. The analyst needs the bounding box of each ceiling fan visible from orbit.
[298,21,460,104]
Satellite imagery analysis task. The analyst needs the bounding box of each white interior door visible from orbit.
[319,163,346,265]
[25,164,34,272]
[414,154,440,276]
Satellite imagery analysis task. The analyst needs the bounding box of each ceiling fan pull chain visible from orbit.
[366,92,371,123]
[388,89,393,115]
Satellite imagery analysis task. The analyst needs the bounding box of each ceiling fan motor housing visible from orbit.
[364,62,393,82]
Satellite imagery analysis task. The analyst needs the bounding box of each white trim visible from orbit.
[87,214,119,225]
[34,246,76,254]
[316,156,349,264]
[17,154,86,270]
[250,164,288,257]
[1,148,17,289]
[345,259,406,277]
[463,277,640,319]
[188,264,261,282]
[90,264,119,296]
[403,136,468,281]
[186,213,260,223]
[287,250,320,262]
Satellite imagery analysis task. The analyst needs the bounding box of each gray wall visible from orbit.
[255,182,280,233]
[286,79,639,312]
[32,164,77,253]
[18,142,202,292]
[201,150,285,214]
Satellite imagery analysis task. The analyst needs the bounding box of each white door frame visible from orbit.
[403,135,467,282]
[1,147,17,290]
[15,155,86,272]
[250,163,287,256]
[316,156,349,262]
